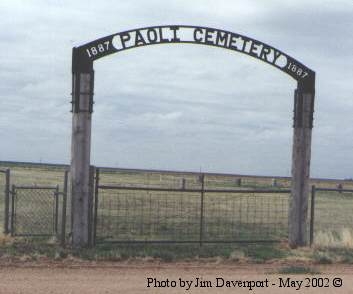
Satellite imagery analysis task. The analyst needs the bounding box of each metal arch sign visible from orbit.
[70,25,316,248]
[73,25,315,89]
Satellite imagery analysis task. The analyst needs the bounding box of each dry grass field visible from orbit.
[1,162,353,247]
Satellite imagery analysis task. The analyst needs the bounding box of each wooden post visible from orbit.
[70,62,94,248]
[235,178,242,187]
[181,178,186,190]
[289,83,315,247]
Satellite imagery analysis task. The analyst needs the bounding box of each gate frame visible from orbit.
[92,168,291,245]
[11,185,60,237]
[309,185,353,246]
[70,25,315,248]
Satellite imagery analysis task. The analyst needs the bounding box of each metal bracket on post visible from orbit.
[71,71,94,113]
[293,85,315,129]
[293,89,303,128]
[71,47,94,114]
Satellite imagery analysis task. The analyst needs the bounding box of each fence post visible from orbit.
[309,185,316,246]
[10,185,15,236]
[289,85,315,247]
[4,169,10,234]
[88,165,95,247]
[54,185,59,235]
[235,178,242,187]
[199,173,205,246]
[93,168,100,246]
[61,170,69,247]
[181,178,186,190]
[70,59,94,248]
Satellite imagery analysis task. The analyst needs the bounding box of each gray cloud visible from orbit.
[0,0,352,178]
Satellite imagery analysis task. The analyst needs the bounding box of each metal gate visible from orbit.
[92,169,290,244]
[11,185,60,236]
[309,185,353,246]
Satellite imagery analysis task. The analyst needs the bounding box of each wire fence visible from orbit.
[0,168,69,246]
[3,163,353,248]
[97,169,291,190]
[310,186,353,246]
[94,183,290,244]
[11,186,59,236]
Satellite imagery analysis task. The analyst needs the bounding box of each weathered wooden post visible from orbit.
[235,178,242,187]
[71,48,94,248]
[289,78,315,247]
[181,178,186,190]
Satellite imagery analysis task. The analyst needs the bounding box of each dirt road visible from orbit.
[0,263,353,294]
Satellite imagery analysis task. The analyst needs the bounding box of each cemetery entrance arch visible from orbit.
[70,25,315,248]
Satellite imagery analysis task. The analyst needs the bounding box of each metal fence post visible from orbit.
[54,185,59,235]
[309,185,316,246]
[93,168,100,246]
[88,165,95,247]
[199,173,205,246]
[10,185,16,236]
[61,170,69,247]
[4,169,10,234]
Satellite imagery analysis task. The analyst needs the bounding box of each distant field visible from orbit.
[1,162,353,246]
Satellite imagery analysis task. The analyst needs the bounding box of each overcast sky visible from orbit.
[1,0,352,178]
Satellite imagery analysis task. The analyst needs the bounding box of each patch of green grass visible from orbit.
[4,237,353,267]
[0,237,60,259]
[0,237,292,263]
[242,244,288,262]
[312,251,333,264]
[278,266,320,275]
[313,247,353,264]
[84,243,288,262]
[91,243,238,261]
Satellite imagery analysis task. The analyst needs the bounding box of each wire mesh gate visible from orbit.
[93,169,290,244]
[309,186,353,246]
[11,185,61,237]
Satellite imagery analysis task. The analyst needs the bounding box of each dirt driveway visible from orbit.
[0,262,353,294]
